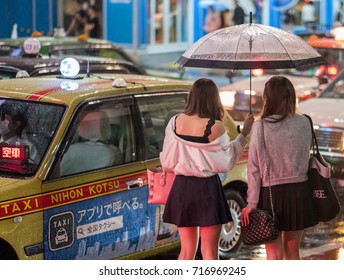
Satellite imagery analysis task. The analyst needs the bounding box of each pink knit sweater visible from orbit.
[247,114,312,208]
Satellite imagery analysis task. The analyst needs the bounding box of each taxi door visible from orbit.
[135,92,188,247]
[42,96,157,260]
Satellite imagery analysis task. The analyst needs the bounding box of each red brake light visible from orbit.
[252,69,264,77]
[327,65,338,76]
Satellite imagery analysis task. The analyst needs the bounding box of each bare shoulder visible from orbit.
[208,120,226,141]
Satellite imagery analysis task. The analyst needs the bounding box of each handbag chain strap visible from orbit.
[261,120,275,218]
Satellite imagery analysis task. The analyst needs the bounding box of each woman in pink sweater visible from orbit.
[241,76,317,260]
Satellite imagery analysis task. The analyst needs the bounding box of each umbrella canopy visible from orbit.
[177,18,326,116]
[177,23,326,71]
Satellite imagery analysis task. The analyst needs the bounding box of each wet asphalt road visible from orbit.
[148,177,344,260]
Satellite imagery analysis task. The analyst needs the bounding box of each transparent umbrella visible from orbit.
[177,14,326,113]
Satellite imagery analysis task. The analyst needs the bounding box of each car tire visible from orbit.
[218,188,246,259]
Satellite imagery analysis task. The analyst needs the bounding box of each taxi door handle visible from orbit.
[126,178,144,189]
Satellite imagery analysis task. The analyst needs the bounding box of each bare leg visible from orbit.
[265,232,283,260]
[199,224,222,260]
[282,230,303,260]
[177,227,199,260]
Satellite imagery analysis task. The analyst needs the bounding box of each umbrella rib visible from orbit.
[235,27,246,68]
[191,28,225,58]
[255,25,295,64]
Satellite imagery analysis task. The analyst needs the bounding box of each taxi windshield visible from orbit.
[320,70,344,99]
[0,99,65,177]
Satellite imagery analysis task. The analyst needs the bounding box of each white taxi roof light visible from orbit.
[60,57,80,78]
[112,78,127,88]
[15,70,30,78]
[23,38,41,55]
[332,27,344,41]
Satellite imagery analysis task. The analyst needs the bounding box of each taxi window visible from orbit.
[0,99,65,177]
[59,100,135,177]
[136,93,187,159]
[0,70,17,80]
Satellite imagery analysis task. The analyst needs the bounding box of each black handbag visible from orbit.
[304,115,340,222]
[242,121,279,246]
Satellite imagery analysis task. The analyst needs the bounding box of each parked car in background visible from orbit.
[0,34,146,74]
[219,68,320,121]
[298,68,344,175]
[0,66,249,259]
[0,55,146,79]
[0,64,24,80]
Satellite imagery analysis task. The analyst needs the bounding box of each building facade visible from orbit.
[0,0,340,56]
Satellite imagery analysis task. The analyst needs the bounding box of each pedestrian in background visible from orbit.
[66,0,87,36]
[282,8,296,33]
[232,0,245,25]
[241,76,318,260]
[220,9,231,28]
[85,5,100,38]
[301,1,317,32]
[203,6,222,33]
[160,78,254,260]
[336,1,344,26]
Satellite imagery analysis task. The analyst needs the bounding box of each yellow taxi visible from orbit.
[0,63,248,259]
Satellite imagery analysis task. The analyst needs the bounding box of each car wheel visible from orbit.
[219,188,246,259]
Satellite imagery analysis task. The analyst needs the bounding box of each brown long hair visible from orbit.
[184,78,224,121]
[260,75,296,122]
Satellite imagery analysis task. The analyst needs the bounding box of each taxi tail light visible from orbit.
[327,65,338,76]
[315,65,338,78]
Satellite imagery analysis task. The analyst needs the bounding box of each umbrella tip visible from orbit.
[250,12,252,24]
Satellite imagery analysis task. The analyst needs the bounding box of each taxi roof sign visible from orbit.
[23,38,41,55]
[59,57,80,78]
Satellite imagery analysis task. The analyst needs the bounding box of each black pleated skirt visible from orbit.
[258,181,318,231]
[162,174,232,227]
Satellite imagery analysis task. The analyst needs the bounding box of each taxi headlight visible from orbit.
[220,90,236,108]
